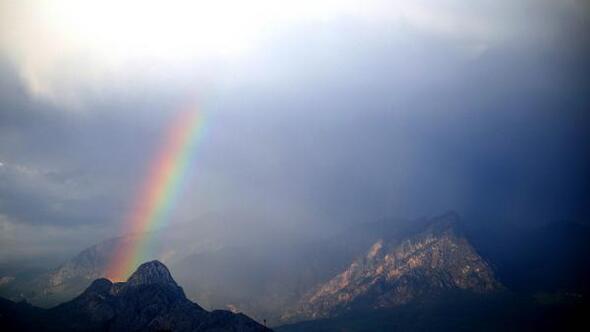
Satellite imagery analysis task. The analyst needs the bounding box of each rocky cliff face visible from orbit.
[282,215,501,322]
[1,260,271,332]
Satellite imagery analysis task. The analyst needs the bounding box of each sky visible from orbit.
[0,0,589,264]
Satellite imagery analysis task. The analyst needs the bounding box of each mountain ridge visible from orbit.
[3,212,587,329]
[0,260,271,332]
[282,214,501,322]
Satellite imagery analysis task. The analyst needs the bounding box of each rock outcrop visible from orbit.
[283,213,501,322]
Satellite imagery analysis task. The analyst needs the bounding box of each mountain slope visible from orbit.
[283,214,501,322]
[0,260,271,332]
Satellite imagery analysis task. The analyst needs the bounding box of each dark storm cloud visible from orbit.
[0,0,589,262]
[193,24,590,228]
[0,61,186,227]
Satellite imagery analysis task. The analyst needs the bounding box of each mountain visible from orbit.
[282,213,501,322]
[3,212,588,330]
[0,235,135,307]
[35,236,128,306]
[0,216,280,308]
[3,213,503,326]
[171,217,422,324]
[0,235,147,307]
[0,260,271,332]
[172,237,358,324]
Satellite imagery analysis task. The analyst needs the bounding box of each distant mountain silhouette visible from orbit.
[0,260,271,332]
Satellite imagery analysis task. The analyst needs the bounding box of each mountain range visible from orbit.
[0,260,270,331]
[1,212,588,330]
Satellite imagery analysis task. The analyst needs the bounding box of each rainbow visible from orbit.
[107,108,205,281]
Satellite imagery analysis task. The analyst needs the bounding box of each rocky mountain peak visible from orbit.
[282,215,501,322]
[41,260,270,331]
[84,278,113,294]
[126,260,176,287]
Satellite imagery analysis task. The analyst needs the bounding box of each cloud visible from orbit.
[0,0,588,264]
[1,0,581,107]
[0,160,105,225]
[0,213,109,262]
